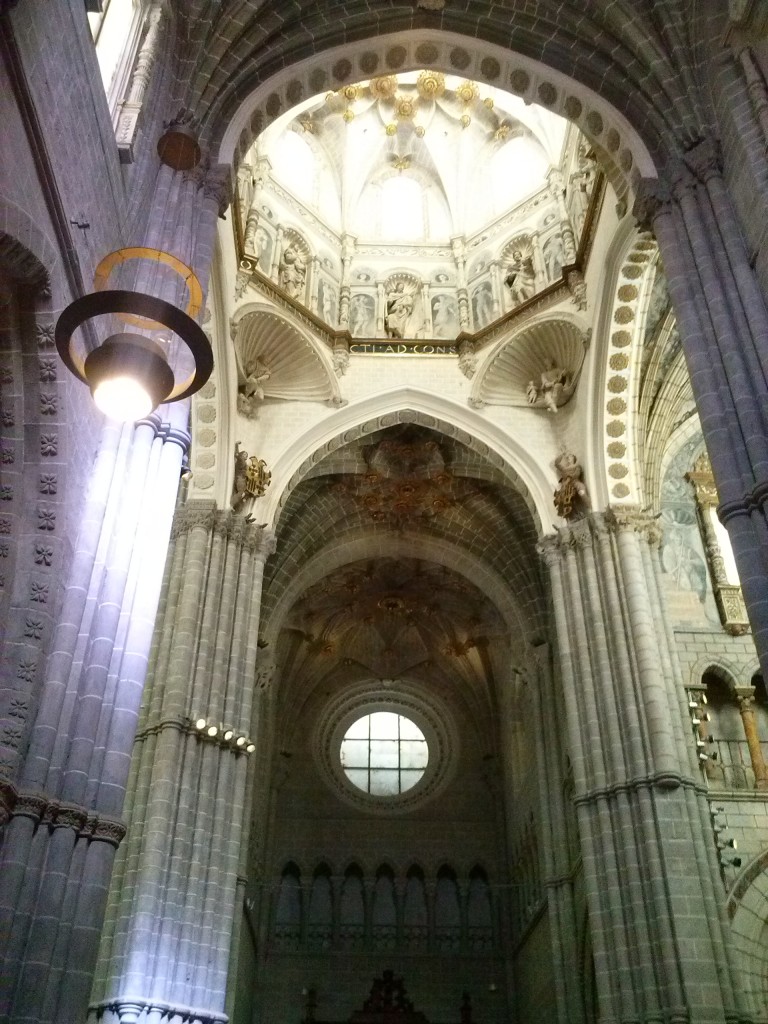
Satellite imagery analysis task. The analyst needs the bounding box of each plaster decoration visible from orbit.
[471,315,586,407]
[349,294,377,337]
[553,451,591,520]
[279,234,310,301]
[40,433,57,456]
[502,240,535,305]
[525,364,572,413]
[383,274,424,338]
[232,442,272,511]
[232,307,339,409]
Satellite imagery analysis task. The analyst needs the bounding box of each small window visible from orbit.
[340,712,428,796]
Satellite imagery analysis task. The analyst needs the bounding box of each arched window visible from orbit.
[307,864,333,949]
[434,865,461,952]
[402,866,428,951]
[702,672,749,788]
[339,864,365,949]
[372,865,397,951]
[274,862,302,950]
[467,866,493,952]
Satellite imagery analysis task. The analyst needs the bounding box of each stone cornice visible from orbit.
[538,507,664,562]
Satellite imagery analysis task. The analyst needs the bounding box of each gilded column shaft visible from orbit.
[738,694,768,787]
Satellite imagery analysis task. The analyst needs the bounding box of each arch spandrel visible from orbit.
[258,388,554,535]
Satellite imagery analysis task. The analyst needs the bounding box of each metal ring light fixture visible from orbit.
[55,289,213,422]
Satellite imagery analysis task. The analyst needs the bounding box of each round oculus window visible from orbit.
[340,711,428,796]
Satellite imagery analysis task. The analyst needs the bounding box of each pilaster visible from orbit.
[539,510,751,1023]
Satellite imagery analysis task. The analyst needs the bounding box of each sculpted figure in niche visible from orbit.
[505,249,536,305]
[432,294,459,339]
[543,234,564,282]
[350,294,376,337]
[553,450,591,520]
[280,243,307,300]
[385,282,415,338]
[526,363,571,413]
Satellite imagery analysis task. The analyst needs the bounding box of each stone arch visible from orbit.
[260,531,533,648]
[214,28,659,207]
[261,387,553,533]
[689,657,739,694]
[0,197,56,295]
[726,851,768,1020]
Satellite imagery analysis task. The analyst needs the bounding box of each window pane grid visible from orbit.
[341,713,428,795]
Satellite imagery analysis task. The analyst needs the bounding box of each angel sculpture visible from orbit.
[235,346,271,419]
[553,450,591,521]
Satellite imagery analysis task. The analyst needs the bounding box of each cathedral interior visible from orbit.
[3,2,768,1023]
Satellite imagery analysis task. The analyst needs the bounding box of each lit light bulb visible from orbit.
[236,735,247,747]
[246,742,256,753]
[223,729,234,741]
[195,718,207,730]
[207,724,219,738]
[93,376,154,422]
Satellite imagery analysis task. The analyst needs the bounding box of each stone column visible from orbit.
[338,233,355,328]
[539,510,750,1024]
[636,136,768,683]
[115,1,167,163]
[451,237,470,329]
[527,649,583,1023]
[736,689,768,789]
[88,503,275,1024]
[547,170,576,264]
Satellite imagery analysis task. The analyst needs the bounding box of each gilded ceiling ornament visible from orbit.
[612,483,630,498]
[608,375,628,393]
[606,397,626,414]
[494,123,511,141]
[342,84,359,102]
[415,125,426,138]
[396,96,416,120]
[393,155,411,171]
[385,123,398,136]
[460,114,471,129]
[370,75,397,101]
[416,70,445,100]
[343,109,355,123]
[483,97,494,109]
[609,353,629,370]
[455,81,478,105]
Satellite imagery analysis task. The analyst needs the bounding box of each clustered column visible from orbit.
[636,137,768,681]
[89,502,274,1024]
[0,410,189,1024]
[539,510,750,1024]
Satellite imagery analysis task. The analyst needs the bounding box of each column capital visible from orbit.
[604,506,664,547]
[682,136,723,184]
[171,499,217,538]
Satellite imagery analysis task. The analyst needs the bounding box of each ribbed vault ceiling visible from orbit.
[262,424,544,739]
